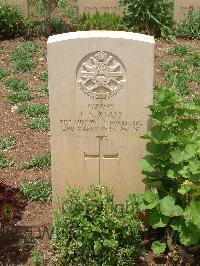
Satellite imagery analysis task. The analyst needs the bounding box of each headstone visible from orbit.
[48,31,155,204]
[76,0,122,16]
[173,0,200,21]
[0,0,29,17]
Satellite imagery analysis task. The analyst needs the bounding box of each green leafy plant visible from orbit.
[167,44,192,57]
[11,42,38,72]
[0,182,27,227]
[4,78,28,91]
[27,117,50,131]
[51,185,143,265]
[19,179,52,202]
[31,249,43,266]
[137,85,200,250]
[174,8,200,40]
[7,90,33,104]
[17,103,49,117]
[0,3,27,38]
[77,12,125,31]
[0,136,15,150]
[161,49,200,95]
[151,241,166,255]
[38,71,48,82]
[120,0,173,37]
[0,69,9,80]
[0,153,13,169]
[21,153,51,169]
[38,84,48,95]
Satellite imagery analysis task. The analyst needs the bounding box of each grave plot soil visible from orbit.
[0,37,199,265]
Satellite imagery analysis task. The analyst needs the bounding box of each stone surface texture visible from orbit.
[48,31,155,204]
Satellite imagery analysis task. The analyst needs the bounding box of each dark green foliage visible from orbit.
[19,180,52,202]
[21,153,51,169]
[0,69,9,80]
[50,16,67,33]
[138,85,200,248]
[78,12,125,31]
[120,0,173,37]
[0,3,27,38]
[11,42,38,72]
[51,186,143,265]
[174,8,200,40]
[17,103,49,117]
[0,182,27,227]
[121,0,173,37]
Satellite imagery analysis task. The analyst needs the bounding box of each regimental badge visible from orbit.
[77,51,126,99]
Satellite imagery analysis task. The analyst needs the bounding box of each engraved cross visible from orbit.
[84,136,118,184]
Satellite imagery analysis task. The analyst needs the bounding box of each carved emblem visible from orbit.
[77,51,126,99]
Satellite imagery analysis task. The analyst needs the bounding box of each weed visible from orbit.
[7,91,33,104]
[38,71,48,82]
[0,153,13,169]
[38,84,48,95]
[20,179,51,202]
[4,78,28,91]
[0,69,10,80]
[31,249,43,266]
[11,42,38,72]
[21,153,51,169]
[17,103,49,117]
[27,117,50,131]
[52,186,143,265]
[0,136,15,150]
[168,44,192,57]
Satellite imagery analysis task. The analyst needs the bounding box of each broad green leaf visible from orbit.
[159,196,183,217]
[149,210,170,228]
[167,169,177,179]
[179,224,200,246]
[143,178,162,188]
[141,157,154,172]
[178,183,193,195]
[94,240,102,255]
[184,200,200,229]
[151,241,166,255]
[138,191,159,211]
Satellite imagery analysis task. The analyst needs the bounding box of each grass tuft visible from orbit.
[0,136,15,150]
[0,153,13,169]
[27,117,50,131]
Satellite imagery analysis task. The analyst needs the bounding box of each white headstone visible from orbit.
[48,31,155,204]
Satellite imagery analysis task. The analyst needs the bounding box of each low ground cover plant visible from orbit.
[52,186,143,265]
[137,85,200,256]
[19,179,52,202]
[27,117,50,131]
[17,103,49,117]
[21,153,51,169]
[11,42,38,72]
[0,136,15,151]
[0,153,13,169]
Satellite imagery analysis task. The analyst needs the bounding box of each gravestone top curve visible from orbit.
[48,31,155,44]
